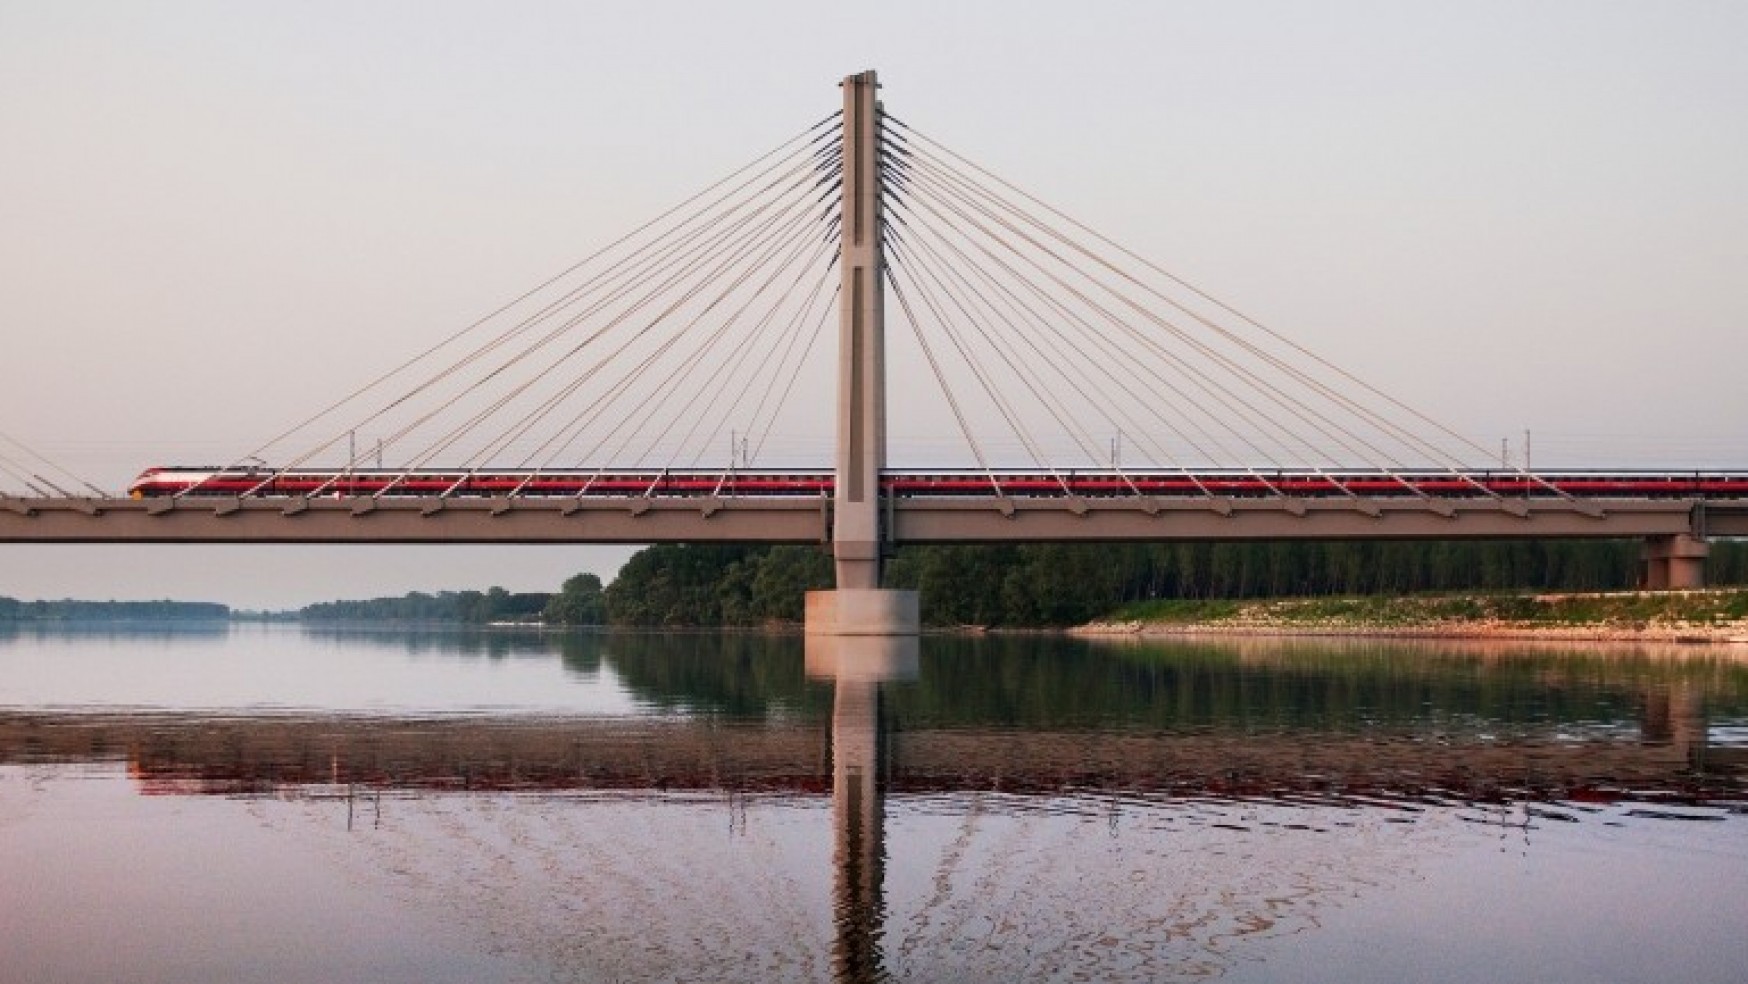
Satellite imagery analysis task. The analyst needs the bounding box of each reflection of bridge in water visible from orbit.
[3,634,1745,981]
[0,690,1733,802]
[2,638,1741,801]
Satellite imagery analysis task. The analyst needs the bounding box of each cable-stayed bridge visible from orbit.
[2,71,1743,603]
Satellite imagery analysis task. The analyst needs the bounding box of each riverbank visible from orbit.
[1075,589,1748,644]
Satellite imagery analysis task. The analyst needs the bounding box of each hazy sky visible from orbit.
[3,2,1745,606]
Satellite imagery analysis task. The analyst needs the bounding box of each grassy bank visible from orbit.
[1080,589,1748,643]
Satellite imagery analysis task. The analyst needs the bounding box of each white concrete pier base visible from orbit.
[805,589,920,637]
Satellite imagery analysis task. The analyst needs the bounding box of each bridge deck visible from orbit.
[3,493,1742,543]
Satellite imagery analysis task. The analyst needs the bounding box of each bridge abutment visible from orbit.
[1641,534,1709,590]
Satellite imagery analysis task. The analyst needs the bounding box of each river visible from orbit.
[2,623,1744,983]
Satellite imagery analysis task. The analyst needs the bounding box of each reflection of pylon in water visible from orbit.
[808,632,919,981]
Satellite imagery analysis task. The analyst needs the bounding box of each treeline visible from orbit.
[281,538,1748,629]
[604,546,832,626]
[0,597,229,621]
[599,539,1748,629]
[297,574,607,626]
[300,587,551,624]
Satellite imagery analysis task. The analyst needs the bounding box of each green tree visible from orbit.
[543,573,606,625]
[605,544,763,626]
[748,546,834,621]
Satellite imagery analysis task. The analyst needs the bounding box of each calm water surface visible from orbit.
[2,623,1745,983]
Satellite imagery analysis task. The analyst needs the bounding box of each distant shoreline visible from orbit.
[0,597,231,623]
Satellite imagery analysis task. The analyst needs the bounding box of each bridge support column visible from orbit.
[806,588,919,636]
[832,68,886,593]
[1641,534,1708,590]
[810,69,919,636]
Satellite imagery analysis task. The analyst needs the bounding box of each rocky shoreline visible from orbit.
[1073,589,1748,645]
[1071,620,1748,645]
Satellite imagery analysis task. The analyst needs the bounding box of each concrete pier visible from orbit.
[805,588,920,636]
[1641,533,1709,590]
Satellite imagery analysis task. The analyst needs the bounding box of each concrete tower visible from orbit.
[807,70,919,636]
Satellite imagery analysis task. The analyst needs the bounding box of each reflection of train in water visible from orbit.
[127,466,1748,500]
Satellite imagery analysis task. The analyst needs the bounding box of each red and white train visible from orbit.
[127,466,1748,500]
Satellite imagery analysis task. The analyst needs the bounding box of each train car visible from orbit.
[126,467,835,499]
[128,466,1748,501]
[881,469,1748,499]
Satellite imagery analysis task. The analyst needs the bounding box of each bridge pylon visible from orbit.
[807,69,919,636]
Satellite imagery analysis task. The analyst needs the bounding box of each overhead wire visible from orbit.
[749,282,838,465]
[670,243,840,473]
[183,113,840,498]
[894,118,1539,499]
[903,143,1466,496]
[691,270,837,493]
[0,450,57,497]
[887,185,1236,480]
[885,269,1002,494]
[373,143,835,472]
[157,101,1598,506]
[601,187,838,469]
[886,230,1069,490]
[0,431,107,497]
[298,134,837,498]
[886,213,1100,491]
[487,166,834,483]
[896,133,1498,499]
[884,179,1108,467]
[891,148,1294,496]
[896,148,1336,463]
[626,206,837,469]
[902,185,1360,495]
[441,167,834,475]
[881,162,1213,496]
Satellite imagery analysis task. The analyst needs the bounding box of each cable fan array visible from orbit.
[186,114,846,499]
[153,104,1581,506]
[0,432,106,498]
[878,115,1563,503]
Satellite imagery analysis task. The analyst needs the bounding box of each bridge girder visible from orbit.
[1,495,1736,544]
